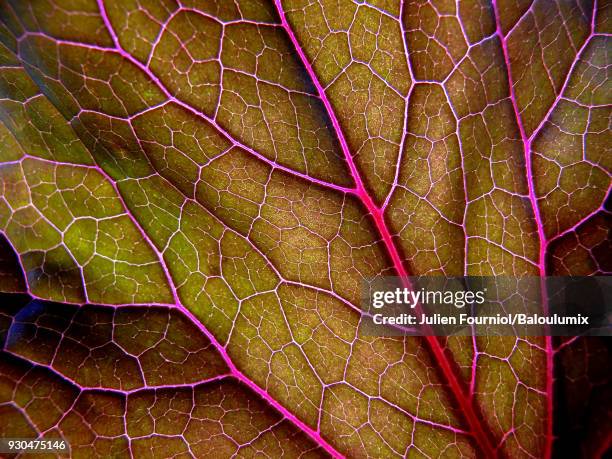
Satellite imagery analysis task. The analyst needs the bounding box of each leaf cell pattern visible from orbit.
[0,0,610,458]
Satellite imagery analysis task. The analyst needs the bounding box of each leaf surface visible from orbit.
[0,0,610,458]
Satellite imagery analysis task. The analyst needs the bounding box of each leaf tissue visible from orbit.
[0,1,610,458]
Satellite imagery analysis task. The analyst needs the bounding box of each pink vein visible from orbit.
[93,1,344,457]
[491,2,600,458]
[48,14,355,197]
[490,4,553,454]
[273,1,498,458]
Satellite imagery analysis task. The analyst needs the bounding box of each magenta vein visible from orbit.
[490,1,601,457]
[273,1,498,458]
[31,32,356,196]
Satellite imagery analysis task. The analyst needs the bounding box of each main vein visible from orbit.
[273,1,499,457]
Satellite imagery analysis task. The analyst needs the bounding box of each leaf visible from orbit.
[0,0,610,458]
